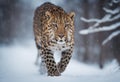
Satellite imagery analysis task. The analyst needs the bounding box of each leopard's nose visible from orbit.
[59,40,63,42]
[58,34,64,39]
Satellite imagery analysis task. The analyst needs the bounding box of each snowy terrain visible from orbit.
[0,40,120,82]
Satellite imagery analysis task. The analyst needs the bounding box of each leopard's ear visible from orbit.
[45,11,51,20]
[68,12,75,21]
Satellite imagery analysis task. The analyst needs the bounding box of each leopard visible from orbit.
[33,2,75,76]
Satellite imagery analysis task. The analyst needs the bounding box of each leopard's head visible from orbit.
[46,11,75,45]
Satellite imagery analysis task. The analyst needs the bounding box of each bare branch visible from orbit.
[109,0,120,6]
[113,0,120,3]
[81,17,100,23]
[81,14,120,23]
[103,7,120,14]
[80,14,111,23]
[80,13,120,29]
[80,0,120,45]
[102,30,120,45]
[81,14,111,28]
[79,22,120,34]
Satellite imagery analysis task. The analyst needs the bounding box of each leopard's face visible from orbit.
[46,12,75,45]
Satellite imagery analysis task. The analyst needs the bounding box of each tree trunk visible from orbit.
[82,0,89,62]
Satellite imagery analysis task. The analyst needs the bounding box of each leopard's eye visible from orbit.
[52,23,58,29]
[65,23,70,29]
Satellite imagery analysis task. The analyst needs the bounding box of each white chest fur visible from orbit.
[50,44,70,63]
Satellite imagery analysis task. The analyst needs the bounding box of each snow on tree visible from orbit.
[79,0,120,45]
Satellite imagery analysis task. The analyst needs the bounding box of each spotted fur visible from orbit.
[33,2,75,76]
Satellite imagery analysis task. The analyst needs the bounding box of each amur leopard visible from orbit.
[33,2,75,76]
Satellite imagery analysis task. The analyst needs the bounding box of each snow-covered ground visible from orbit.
[0,40,120,82]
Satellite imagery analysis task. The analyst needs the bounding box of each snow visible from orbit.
[0,40,120,82]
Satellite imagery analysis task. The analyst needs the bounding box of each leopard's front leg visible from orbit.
[42,48,61,76]
[58,49,73,73]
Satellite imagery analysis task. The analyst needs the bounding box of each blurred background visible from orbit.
[0,0,120,69]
